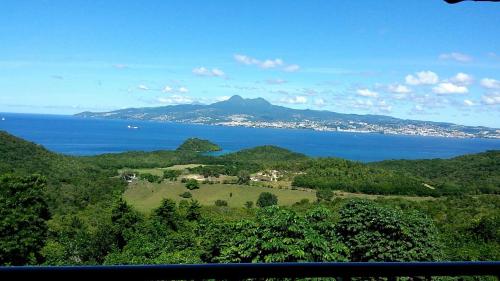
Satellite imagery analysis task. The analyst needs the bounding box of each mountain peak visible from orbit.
[211,95,273,112]
[227,95,244,101]
[218,95,271,106]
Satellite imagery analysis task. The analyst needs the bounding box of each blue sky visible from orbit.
[0,0,499,127]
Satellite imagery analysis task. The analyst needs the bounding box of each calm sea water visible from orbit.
[0,112,499,162]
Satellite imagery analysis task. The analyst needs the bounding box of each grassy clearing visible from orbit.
[123,180,316,213]
[118,164,205,177]
[165,164,205,170]
[332,191,436,201]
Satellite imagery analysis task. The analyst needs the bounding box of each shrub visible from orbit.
[186,200,201,221]
[215,200,228,207]
[256,192,278,208]
[316,189,333,202]
[179,192,192,198]
[140,173,161,183]
[245,201,254,208]
[237,170,250,184]
[185,179,200,190]
[336,200,442,262]
[163,169,181,181]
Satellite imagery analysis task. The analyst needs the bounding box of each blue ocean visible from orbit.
[0,112,499,162]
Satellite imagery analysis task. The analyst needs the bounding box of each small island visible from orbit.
[176,138,222,152]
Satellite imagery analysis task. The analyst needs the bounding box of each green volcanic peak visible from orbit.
[176,138,221,152]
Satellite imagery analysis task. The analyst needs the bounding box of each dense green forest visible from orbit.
[0,131,499,267]
[371,151,500,195]
[176,138,221,152]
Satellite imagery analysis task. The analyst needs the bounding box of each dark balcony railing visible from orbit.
[1,262,499,281]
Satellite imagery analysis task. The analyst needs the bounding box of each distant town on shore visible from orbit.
[77,95,500,139]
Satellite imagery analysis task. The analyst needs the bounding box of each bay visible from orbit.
[1,112,499,162]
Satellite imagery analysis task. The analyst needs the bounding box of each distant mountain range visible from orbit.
[76,95,499,139]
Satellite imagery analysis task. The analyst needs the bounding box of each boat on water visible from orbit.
[1,117,5,121]
[127,125,139,129]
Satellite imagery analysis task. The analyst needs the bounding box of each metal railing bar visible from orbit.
[0,262,498,281]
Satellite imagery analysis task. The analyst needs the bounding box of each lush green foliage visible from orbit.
[372,150,500,195]
[163,169,182,181]
[208,207,349,262]
[179,191,192,198]
[221,145,307,167]
[139,173,161,183]
[214,200,228,207]
[236,170,250,184]
[0,174,50,265]
[292,158,434,196]
[1,131,499,266]
[316,189,333,202]
[336,200,442,261]
[176,138,221,152]
[0,131,126,214]
[257,192,278,207]
[185,179,200,190]
[245,201,254,208]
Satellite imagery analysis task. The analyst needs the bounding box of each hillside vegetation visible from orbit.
[371,150,500,195]
[0,131,499,267]
[176,138,221,152]
[0,131,125,214]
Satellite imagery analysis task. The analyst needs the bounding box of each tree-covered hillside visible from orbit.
[176,138,221,152]
[1,131,499,267]
[0,131,126,214]
[291,158,432,196]
[371,151,500,195]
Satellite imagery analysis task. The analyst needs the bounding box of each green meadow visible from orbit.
[123,180,316,213]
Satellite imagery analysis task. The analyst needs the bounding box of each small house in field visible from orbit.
[251,170,280,182]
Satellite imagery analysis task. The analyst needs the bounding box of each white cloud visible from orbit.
[450,72,473,86]
[302,88,318,96]
[234,54,260,65]
[212,68,225,77]
[463,99,475,106]
[283,64,300,72]
[234,54,299,72]
[192,67,225,77]
[163,86,173,93]
[480,78,500,89]
[266,78,287,85]
[439,52,472,63]
[356,88,379,98]
[405,71,439,85]
[192,67,210,76]
[280,96,308,104]
[157,95,193,105]
[481,92,500,105]
[138,85,149,91]
[376,100,392,113]
[260,59,284,69]
[352,99,373,109]
[314,98,326,107]
[414,105,424,111]
[215,96,231,102]
[162,85,189,94]
[387,84,411,94]
[432,82,468,94]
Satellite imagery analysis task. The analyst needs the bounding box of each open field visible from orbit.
[123,180,316,213]
[332,191,436,201]
[165,164,205,170]
[118,165,205,177]
[123,179,438,213]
